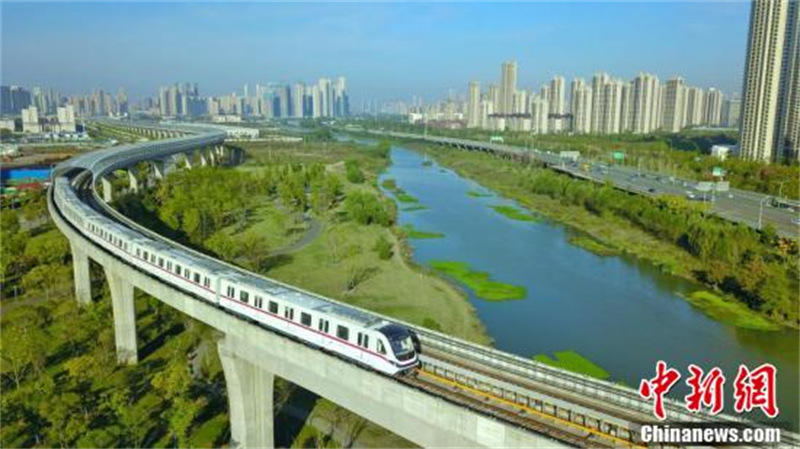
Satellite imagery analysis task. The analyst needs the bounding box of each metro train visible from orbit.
[54,175,420,375]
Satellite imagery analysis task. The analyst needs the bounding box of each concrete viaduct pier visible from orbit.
[50,185,564,448]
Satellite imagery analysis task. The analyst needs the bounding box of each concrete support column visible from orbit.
[207,149,217,166]
[101,176,114,203]
[199,151,208,167]
[127,167,139,193]
[184,152,193,169]
[152,160,166,180]
[218,337,274,449]
[70,242,92,305]
[106,269,138,365]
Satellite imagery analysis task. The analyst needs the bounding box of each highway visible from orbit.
[365,129,800,238]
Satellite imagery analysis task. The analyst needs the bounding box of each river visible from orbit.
[377,143,798,430]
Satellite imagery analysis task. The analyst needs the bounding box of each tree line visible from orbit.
[520,169,799,325]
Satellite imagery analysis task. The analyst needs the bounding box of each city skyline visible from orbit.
[2,1,750,103]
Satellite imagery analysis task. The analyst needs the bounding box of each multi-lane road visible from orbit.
[543,154,799,238]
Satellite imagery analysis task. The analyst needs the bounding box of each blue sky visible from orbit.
[1,1,750,103]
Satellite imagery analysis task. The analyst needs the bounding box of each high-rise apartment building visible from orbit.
[740,0,799,162]
[56,105,76,132]
[530,95,549,134]
[591,72,611,132]
[631,73,661,134]
[704,88,724,126]
[778,0,800,160]
[21,106,40,133]
[467,81,481,128]
[723,98,742,128]
[570,79,593,134]
[620,82,634,133]
[662,77,687,133]
[499,61,517,115]
[685,87,706,127]
[548,76,566,132]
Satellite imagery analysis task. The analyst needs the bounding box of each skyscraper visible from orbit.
[631,73,661,134]
[704,88,724,126]
[499,61,517,115]
[292,83,304,118]
[740,0,799,162]
[778,0,800,160]
[467,81,480,128]
[662,77,687,133]
[570,79,593,134]
[685,86,706,127]
[590,72,611,132]
[548,76,565,132]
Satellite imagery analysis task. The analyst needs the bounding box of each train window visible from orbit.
[301,312,311,326]
[254,296,263,308]
[167,261,172,270]
[318,319,329,333]
[336,325,349,341]
[240,291,249,303]
[377,340,387,355]
[203,277,210,288]
[184,269,191,279]
[357,333,370,348]
[227,286,235,298]
[175,265,182,275]
[268,301,278,314]
[284,308,294,321]
[136,249,140,257]
[143,251,149,260]
[151,254,156,263]
[193,273,200,284]
[158,258,164,268]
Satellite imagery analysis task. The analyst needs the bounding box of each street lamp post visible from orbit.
[758,196,771,230]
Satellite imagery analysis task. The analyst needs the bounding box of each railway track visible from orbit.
[57,123,800,448]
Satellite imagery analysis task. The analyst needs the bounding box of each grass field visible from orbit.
[534,350,611,380]
[429,260,526,302]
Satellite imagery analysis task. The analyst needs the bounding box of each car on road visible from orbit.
[648,188,657,193]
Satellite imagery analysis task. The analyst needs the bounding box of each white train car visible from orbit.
[218,272,419,373]
[53,175,419,375]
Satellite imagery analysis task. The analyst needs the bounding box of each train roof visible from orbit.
[222,271,384,328]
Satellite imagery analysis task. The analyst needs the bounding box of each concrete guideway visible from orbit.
[48,120,799,448]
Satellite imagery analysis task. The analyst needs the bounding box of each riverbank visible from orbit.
[404,141,796,331]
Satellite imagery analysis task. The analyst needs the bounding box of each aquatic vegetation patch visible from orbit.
[402,224,444,239]
[568,235,619,256]
[680,291,781,331]
[467,190,493,198]
[401,205,429,212]
[429,260,526,301]
[534,350,610,380]
[394,191,419,203]
[490,205,537,222]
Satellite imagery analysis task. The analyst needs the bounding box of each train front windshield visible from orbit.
[379,324,417,361]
